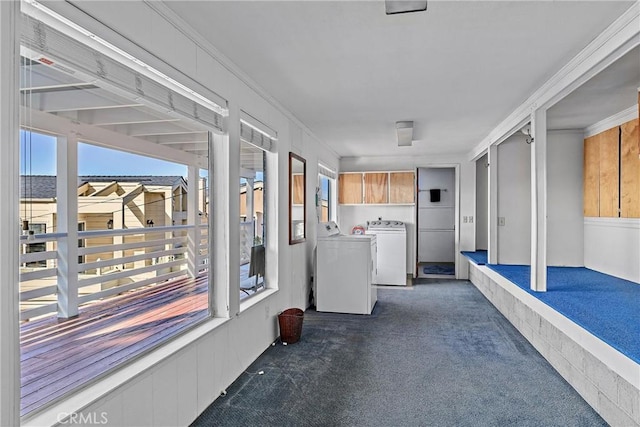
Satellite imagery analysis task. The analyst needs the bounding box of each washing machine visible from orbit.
[366,220,407,286]
[316,222,377,315]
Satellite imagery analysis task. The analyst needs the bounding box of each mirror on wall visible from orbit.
[289,152,306,244]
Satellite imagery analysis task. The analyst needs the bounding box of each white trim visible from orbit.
[0,2,20,424]
[584,217,640,229]
[21,0,227,116]
[487,145,498,265]
[584,104,638,138]
[467,2,640,159]
[530,108,547,292]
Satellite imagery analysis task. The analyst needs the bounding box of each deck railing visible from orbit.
[19,224,209,321]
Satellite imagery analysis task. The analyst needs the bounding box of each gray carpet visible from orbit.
[191,280,606,427]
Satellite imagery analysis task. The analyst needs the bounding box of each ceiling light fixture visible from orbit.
[396,121,414,146]
[385,1,427,15]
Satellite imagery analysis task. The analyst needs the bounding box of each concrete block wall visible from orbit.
[468,262,640,427]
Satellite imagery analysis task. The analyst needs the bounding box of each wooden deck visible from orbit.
[20,273,209,416]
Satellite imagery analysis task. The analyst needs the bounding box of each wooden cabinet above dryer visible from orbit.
[339,171,415,205]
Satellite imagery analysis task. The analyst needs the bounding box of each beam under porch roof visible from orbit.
[21,107,207,168]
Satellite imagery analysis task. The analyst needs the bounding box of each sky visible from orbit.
[21,130,328,199]
[20,130,187,176]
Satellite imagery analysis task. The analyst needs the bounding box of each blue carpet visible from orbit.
[193,281,605,426]
[486,264,640,364]
[461,250,488,265]
[423,264,455,275]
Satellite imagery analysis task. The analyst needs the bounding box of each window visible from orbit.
[240,141,267,297]
[24,223,46,267]
[18,6,224,416]
[238,117,276,299]
[319,164,337,222]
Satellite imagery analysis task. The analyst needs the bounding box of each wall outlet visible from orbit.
[463,216,468,223]
[469,216,473,223]
[498,217,506,226]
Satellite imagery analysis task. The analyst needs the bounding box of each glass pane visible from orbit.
[240,140,267,299]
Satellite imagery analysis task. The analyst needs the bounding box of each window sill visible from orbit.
[239,287,278,313]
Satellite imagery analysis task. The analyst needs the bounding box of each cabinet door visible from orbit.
[621,118,640,218]
[599,127,620,217]
[389,172,415,203]
[338,173,363,204]
[583,134,600,217]
[364,173,388,204]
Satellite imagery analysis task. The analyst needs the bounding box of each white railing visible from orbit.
[19,232,64,320]
[19,225,207,321]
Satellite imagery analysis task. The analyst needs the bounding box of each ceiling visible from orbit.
[165,0,636,158]
[548,46,640,130]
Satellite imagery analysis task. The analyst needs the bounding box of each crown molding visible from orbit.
[147,1,341,160]
[584,105,638,138]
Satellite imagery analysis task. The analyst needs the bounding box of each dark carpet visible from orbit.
[191,281,605,427]
[461,250,488,265]
[422,263,455,275]
[486,264,640,364]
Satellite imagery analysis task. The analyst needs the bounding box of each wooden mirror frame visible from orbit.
[289,152,306,244]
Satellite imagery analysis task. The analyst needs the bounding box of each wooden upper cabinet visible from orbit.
[338,173,363,204]
[583,134,600,217]
[389,172,415,203]
[293,174,304,204]
[621,118,640,218]
[339,171,415,205]
[599,127,620,217]
[364,173,389,204]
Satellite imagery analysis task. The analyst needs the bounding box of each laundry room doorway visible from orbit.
[416,166,459,278]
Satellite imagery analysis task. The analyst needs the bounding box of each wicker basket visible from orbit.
[278,308,304,344]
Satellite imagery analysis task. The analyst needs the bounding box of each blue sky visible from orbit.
[21,130,327,197]
[21,130,187,176]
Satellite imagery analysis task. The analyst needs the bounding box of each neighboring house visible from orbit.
[20,175,190,270]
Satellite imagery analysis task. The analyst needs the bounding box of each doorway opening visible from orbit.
[416,166,458,278]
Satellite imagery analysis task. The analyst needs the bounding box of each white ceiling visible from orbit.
[165,1,635,158]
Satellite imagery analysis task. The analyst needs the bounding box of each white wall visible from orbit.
[497,135,531,265]
[475,154,488,250]
[584,219,640,283]
[340,154,476,280]
[546,130,584,266]
[17,2,339,426]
